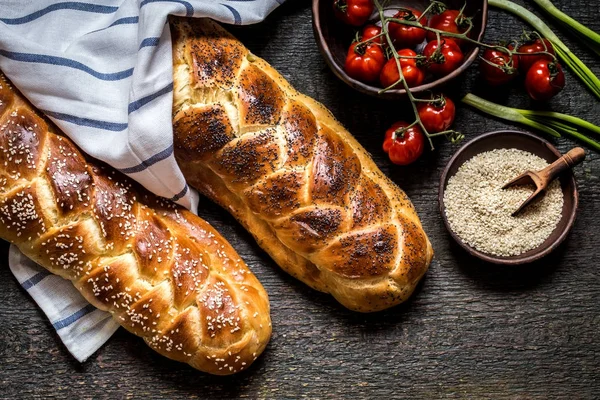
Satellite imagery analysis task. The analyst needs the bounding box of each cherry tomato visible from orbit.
[417,96,455,133]
[379,49,425,88]
[517,38,555,73]
[383,121,425,165]
[479,48,519,86]
[388,8,428,48]
[427,10,472,47]
[362,24,383,45]
[423,38,464,76]
[333,0,374,27]
[344,41,386,83]
[524,59,565,101]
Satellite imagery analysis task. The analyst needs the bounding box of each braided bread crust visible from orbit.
[171,19,434,312]
[0,74,271,375]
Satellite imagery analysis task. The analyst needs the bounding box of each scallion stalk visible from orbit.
[462,94,600,152]
[532,0,600,56]
[489,0,600,100]
[522,110,600,136]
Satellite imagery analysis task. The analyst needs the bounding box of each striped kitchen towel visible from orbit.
[8,245,121,362]
[0,0,283,210]
[1,0,284,362]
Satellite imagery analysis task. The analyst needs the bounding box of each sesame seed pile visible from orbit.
[444,148,564,257]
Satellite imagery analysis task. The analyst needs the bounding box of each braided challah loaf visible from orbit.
[0,73,271,375]
[171,19,433,312]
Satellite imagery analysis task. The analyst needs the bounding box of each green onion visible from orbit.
[532,0,600,56]
[489,0,600,100]
[462,94,600,152]
[525,110,600,136]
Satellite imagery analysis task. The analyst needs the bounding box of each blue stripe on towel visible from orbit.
[41,109,128,131]
[221,4,242,24]
[0,50,133,81]
[89,16,139,34]
[140,0,194,17]
[53,304,97,330]
[108,16,139,28]
[128,82,173,114]
[138,37,160,49]
[0,2,118,25]
[117,145,173,174]
[170,184,189,201]
[21,270,51,290]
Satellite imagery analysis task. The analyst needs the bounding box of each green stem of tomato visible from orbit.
[357,32,387,46]
[392,120,420,141]
[411,97,436,103]
[387,17,560,73]
[374,0,436,150]
[375,0,464,149]
[427,129,459,138]
[417,1,439,22]
[461,20,474,38]
[454,3,475,38]
[378,79,403,92]
[388,16,551,66]
[386,18,500,50]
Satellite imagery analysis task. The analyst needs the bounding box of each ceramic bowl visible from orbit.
[312,0,488,99]
[438,130,579,265]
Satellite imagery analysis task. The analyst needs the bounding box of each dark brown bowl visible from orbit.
[438,130,579,265]
[312,0,488,99]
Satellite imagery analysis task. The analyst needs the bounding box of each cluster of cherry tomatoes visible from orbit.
[335,0,471,89]
[333,0,469,165]
[383,95,456,165]
[479,36,565,101]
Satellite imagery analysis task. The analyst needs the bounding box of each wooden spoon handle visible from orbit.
[540,147,586,183]
[563,147,586,167]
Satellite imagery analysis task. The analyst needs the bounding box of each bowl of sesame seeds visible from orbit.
[439,130,579,265]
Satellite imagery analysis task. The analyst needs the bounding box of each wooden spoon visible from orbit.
[502,147,586,216]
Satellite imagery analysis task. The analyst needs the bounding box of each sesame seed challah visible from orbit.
[0,73,271,375]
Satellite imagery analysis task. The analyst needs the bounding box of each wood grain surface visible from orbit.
[1,0,599,398]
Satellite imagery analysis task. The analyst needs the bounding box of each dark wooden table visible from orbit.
[1,0,599,398]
